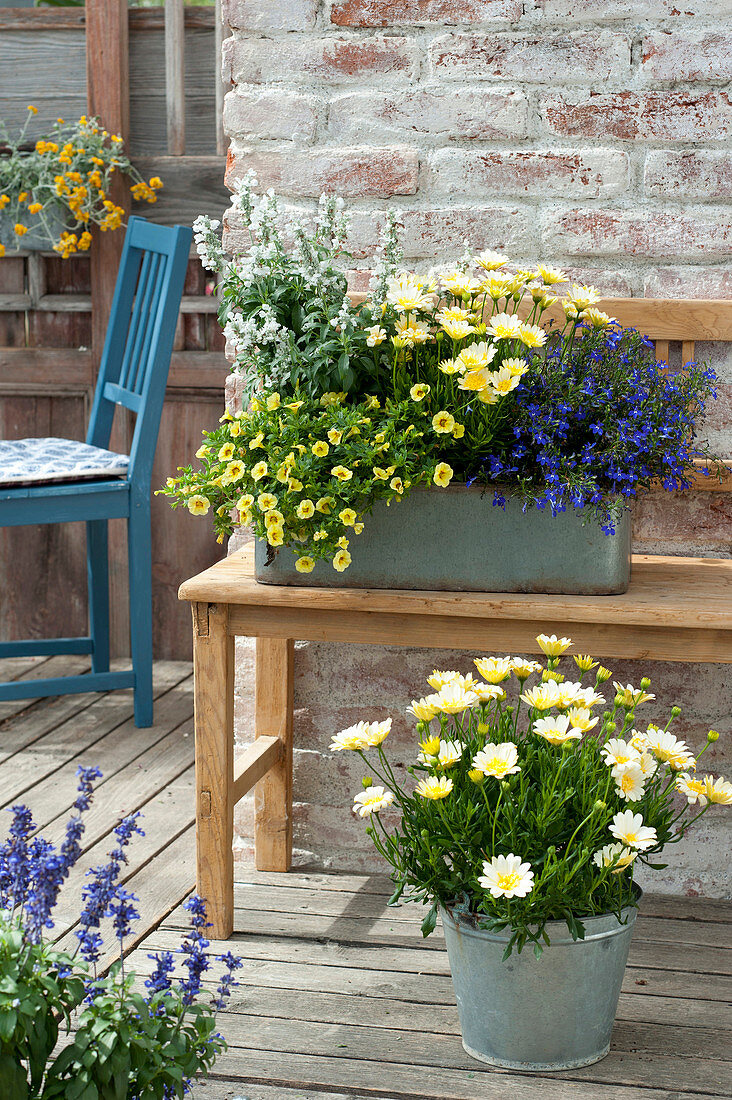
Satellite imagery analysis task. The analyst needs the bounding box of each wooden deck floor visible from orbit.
[1,657,731,1100]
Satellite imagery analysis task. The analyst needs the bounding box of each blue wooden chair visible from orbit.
[0,216,192,727]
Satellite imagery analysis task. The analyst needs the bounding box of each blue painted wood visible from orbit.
[0,671,135,702]
[0,215,192,727]
[87,519,110,674]
[0,638,93,658]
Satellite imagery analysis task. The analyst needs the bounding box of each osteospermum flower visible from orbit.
[614,762,646,803]
[601,738,642,776]
[353,786,394,817]
[567,283,601,310]
[365,325,386,346]
[330,723,370,751]
[456,341,496,372]
[408,697,439,722]
[518,323,546,348]
[475,249,509,271]
[418,739,464,769]
[414,775,453,800]
[645,729,695,771]
[566,706,598,732]
[613,682,655,707]
[432,681,479,714]
[676,772,708,806]
[574,686,606,708]
[427,669,461,690]
[363,719,392,747]
[609,810,658,851]
[386,273,432,313]
[487,312,523,340]
[472,742,520,779]
[536,633,572,657]
[533,714,582,746]
[440,318,474,341]
[472,683,506,704]
[537,263,567,286]
[510,658,542,681]
[479,854,534,899]
[520,680,564,711]
[593,843,636,874]
[629,728,651,753]
[474,656,513,684]
[440,270,482,297]
[703,775,732,804]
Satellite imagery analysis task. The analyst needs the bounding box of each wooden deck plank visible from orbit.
[0,664,192,811]
[0,654,86,723]
[180,1015,732,1094]
[49,764,194,940]
[40,719,194,851]
[203,900,732,952]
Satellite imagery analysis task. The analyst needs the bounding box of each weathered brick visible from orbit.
[227,33,420,84]
[431,30,630,83]
[645,151,732,202]
[347,204,535,260]
[222,0,319,31]
[544,208,732,260]
[542,90,732,142]
[223,89,320,142]
[331,0,522,27]
[645,268,732,300]
[643,30,732,81]
[330,87,529,143]
[225,146,420,198]
[634,489,732,552]
[428,148,629,199]
[535,0,730,19]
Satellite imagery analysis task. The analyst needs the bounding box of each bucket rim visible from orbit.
[440,893,641,946]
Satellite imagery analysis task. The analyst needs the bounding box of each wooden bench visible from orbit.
[178,297,732,939]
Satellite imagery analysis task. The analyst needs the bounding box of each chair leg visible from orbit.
[86,519,110,675]
[128,503,153,728]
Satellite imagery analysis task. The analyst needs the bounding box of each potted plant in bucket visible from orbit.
[332,635,731,1070]
[160,175,720,594]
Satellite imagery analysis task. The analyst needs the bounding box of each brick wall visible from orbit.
[220,0,732,894]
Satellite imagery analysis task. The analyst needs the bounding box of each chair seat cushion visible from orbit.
[0,438,130,486]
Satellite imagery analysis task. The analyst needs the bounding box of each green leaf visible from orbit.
[420,902,438,938]
[0,1008,17,1042]
[0,1057,29,1100]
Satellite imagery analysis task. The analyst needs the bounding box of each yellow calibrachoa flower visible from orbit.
[432,411,455,434]
[186,495,210,516]
[267,525,285,547]
[296,499,315,519]
[339,508,357,526]
[331,465,353,481]
[327,428,342,445]
[222,461,245,484]
[251,461,268,481]
[218,442,235,461]
[311,441,329,457]
[258,492,278,511]
[410,383,430,401]
[333,548,352,571]
[433,462,453,488]
[264,509,284,528]
[236,494,254,512]
[295,556,315,573]
[316,496,334,514]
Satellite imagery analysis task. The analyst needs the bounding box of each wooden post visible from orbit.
[215,0,231,157]
[254,637,294,871]
[193,602,235,938]
[86,0,132,658]
[165,0,186,155]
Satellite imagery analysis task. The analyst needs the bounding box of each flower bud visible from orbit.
[605,720,616,733]
[362,776,372,789]
[596,667,612,683]
[477,722,490,735]
[671,706,681,718]
[421,828,430,840]
[468,768,484,785]
[640,677,651,691]
[707,729,720,742]
[593,800,607,812]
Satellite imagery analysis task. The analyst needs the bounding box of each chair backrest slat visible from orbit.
[86,216,192,486]
[118,250,153,392]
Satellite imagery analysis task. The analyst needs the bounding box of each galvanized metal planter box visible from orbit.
[255,485,632,595]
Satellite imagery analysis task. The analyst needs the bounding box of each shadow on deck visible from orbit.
[2,657,730,1099]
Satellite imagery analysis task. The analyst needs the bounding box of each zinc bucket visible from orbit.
[440,902,638,1070]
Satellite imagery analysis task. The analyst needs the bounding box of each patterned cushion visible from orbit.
[0,438,129,486]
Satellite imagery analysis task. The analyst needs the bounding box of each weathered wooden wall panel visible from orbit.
[0,8,230,660]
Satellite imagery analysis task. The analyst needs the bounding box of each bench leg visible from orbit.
[254,636,294,872]
[193,602,234,938]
